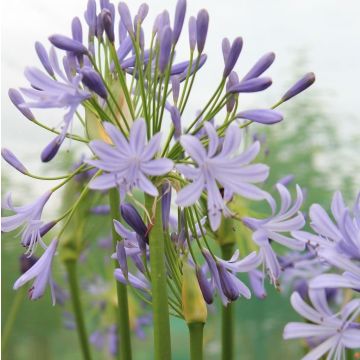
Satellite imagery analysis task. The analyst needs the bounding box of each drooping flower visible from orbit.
[2,191,52,255]
[284,290,360,360]
[200,248,261,305]
[13,238,59,304]
[242,184,306,284]
[87,118,174,197]
[176,121,271,230]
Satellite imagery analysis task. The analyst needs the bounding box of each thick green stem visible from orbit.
[109,188,132,360]
[221,243,235,360]
[145,194,172,360]
[65,261,92,360]
[2,287,26,355]
[188,322,204,360]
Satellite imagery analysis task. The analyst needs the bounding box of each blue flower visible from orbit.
[13,238,59,304]
[243,184,305,284]
[284,290,360,360]
[87,119,174,196]
[2,191,52,255]
[176,122,270,230]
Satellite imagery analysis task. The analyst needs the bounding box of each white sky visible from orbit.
[1,0,360,197]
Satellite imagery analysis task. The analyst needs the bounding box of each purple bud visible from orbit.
[101,8,114,42]
[227,77,272,94]
[159,26,172,73]
[161,10,170,28]
[196,266,214,304]
[170,106,182,140]
[135,3,149,26]
[1,148,28,174]
[49,35,88,55]
[171,76,180,104]
[71,17,83,43]
[217,262,240,301]
[8,89,35,121]
[223,37,243,78]
[84,0,97,38]
[35,42,54,76]
[118,2,134,36]
[188,16,197,51]
[222,38,230,64]
[96,14,104,39]
[178,54,207,82]
[235,109,283,124]
[161,181,172,230]
[80,67,107,99]
[117,36,132,62]
[196,9,209,53]
[277,174,295,187]
[41,136,62,162]
[173,0,186,44]
[19,254,38,274]
[116,240,128,279]
[120,203,148,241]
[119,19,127,43]
[281,72,316,102]
[226,71,239,113]
[242,52,275,81]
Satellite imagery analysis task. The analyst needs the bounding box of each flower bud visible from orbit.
[222,38,230,64]
[72,17,83,43]
[242,52,275,81]
[49,35,88,54]
[80,67,107,99]
[217,262,240,301]
[1,148,28,174]
[170,106,182,140]
[188,16,197,51]
[120,203,148,241]
[118,2,134,36]
[171,76,180,104]
[196,9,209,53]
[235,109,283,124]
[101,9,114,42]
[35,42,54,76]
[281,72,315,102]
[159,26,172,74]
[223,37,243,78]
[84,0,97,38]
[116,240,128,279]
[196,266,214,304]
[8,89,35,121]
[227,77,272,94]
[173,0,186,45]
[41,136,63,162]
[182,262,208,324]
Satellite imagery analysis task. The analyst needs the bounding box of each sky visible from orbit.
[1,0,359,197]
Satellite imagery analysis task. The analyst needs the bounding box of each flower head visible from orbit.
[87,119,174,196]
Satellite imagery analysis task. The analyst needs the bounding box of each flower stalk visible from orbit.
[145,194,172,360]
[188,322,204,360]
[109,188,132,360]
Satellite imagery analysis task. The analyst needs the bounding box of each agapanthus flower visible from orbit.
[200,248,261,305]
[2,191,52,255]
[284,290,360,360]
[293,191,360,291]
[176,122,271,230]
[242,184,305,284]
[87,119,174,196]
[13,238,59,304]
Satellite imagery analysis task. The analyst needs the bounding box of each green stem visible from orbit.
[221,243,235,360]
[188,322,204,360]
[1,287,26,355]
[145,194,172,360]
[65,261,92,360]
[109,188,133,360]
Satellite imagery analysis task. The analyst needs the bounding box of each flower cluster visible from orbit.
[2,0,320,358]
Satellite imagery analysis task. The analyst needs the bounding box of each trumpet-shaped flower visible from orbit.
[176,122,270,230]
[87,119,174,197]
[243,184,306,284]
[13,238,59,304]
[2,191,52,255]
[284,291,360,360]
